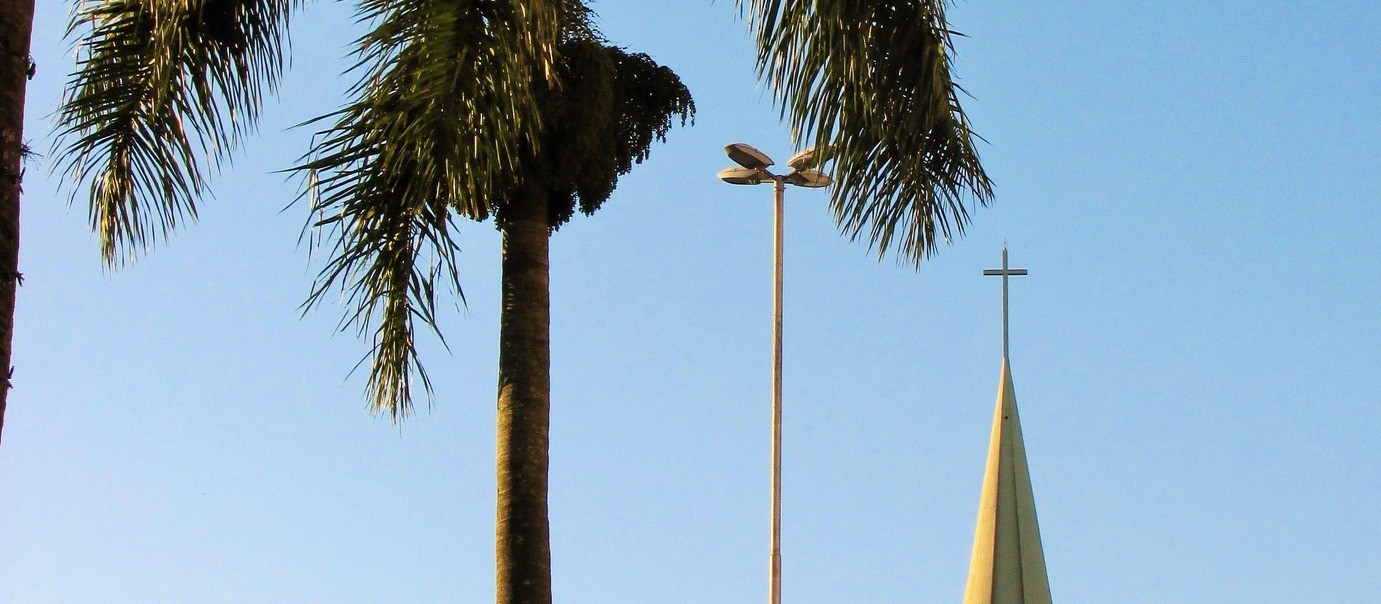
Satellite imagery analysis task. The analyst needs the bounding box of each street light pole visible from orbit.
[717,144,831,604]
[770,175,784,604]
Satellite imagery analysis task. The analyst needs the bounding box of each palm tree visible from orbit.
[52,1,988,603]
[296,8,694,600]
[0,0,38,445]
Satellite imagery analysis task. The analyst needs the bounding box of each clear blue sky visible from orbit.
[4,1,1379,602]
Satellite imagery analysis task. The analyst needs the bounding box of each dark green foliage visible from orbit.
[742,0,992,264]
[54,0,298,266]
[192,0,251,51]
[299,2,688,417]
[295,0,560,418]
[515,37,695,228]
[530,38,616,227]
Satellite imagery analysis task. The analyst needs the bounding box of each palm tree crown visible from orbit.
[297,4,693,418]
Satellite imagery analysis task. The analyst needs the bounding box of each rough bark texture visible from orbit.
[0,0,37,446]
[495,183,553,604]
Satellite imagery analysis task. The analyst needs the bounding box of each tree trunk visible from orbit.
[495,182,553,604]
[0,0,37,446]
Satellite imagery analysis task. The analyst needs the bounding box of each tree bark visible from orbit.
[0,0,37,446]
[495,182,553,604]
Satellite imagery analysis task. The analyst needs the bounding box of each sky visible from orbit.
[3,1,1379,603]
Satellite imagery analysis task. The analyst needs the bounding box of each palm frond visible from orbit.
[742,0,992,264]
[296,0,559,420]
[53,0,299,266]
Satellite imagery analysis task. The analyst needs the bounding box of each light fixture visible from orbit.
[717,144,832,188]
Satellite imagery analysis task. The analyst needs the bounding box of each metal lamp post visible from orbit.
[717,143,831,604]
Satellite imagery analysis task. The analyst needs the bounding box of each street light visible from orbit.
[717,143,831,604]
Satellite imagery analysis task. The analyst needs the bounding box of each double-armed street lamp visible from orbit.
[717,143,831,604]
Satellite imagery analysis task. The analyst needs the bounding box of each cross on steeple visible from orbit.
[982,247,1027,360]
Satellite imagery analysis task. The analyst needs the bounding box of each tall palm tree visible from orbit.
[296,8,694,600]
[0,0,38,445]
[53,1,988,603]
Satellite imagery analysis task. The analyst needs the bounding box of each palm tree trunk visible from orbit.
[495,181,553,604]
[0,0,36,446]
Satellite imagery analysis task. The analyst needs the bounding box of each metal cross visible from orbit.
[982,247,1028,360]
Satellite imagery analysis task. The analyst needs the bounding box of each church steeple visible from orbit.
[963,249,1052,604]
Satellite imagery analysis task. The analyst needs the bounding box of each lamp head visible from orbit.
[784,169,832,188]
[786,146,830,171]
[717,166,773,185]
[725,143,774,170]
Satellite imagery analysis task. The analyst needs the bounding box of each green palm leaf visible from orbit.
[297,0,559,419]
[54,0,299,266]
[743,0,993,263]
